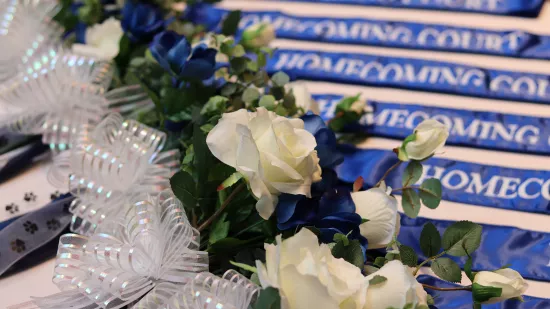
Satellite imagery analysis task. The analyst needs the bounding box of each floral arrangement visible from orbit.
[5,0,529,308]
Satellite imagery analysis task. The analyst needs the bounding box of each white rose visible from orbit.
[256,229,366,309]
[399,119,449,161]
[72,17,123,60]
[364,260,428,309]
[350,100,367,114]
[351,185,400,249]
[242,22,276,48]
[473,269,528,304]
[287,81,320,114]
[206,107,322,219]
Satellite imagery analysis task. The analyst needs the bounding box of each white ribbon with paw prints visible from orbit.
[32,189,209,309]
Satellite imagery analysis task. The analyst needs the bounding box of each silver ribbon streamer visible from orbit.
[49,113,180,236]
[32,189,209,309]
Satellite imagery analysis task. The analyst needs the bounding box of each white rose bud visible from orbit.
[473,269,528,304]
[364,260,428,309]
[351,186,400,249]
[256,229,366,309]
[287,81,320,114]
[241,22,276,48]
[72,17,124,60]
[398,119,449,161]
[206,108,322,219]
[350,99,367,115]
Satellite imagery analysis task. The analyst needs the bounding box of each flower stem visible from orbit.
[198,183,246,232]
[375,161,402,187]
[392,186,432,195]
[413,251,446,275]
[422,284,472,292]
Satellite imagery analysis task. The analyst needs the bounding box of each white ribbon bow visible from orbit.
[33,189,209,309]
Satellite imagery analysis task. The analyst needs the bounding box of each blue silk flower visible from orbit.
[276,114,368,256]
[121,2,165,42]
[150,31,218,81]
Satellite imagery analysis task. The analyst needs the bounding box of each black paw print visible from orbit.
[11,239,26,253]
[23,221,38,234]
[24,192,37,202]
[50,191,61,200]
[5,203,19,214]
[47,219,61,231]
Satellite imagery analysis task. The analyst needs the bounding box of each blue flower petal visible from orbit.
[318,188,356,217]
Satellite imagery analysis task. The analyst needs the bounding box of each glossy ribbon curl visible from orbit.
[33,190,209,309]
[314,94,550,155]
[198,7,550,60]
[267,49,550,105]
[49,113,180,236]
[0,0,61,83]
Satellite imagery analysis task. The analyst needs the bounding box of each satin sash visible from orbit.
[195,7,550,60]
[417,275,550,308]
[400,216,550,282]
[337,146,550,214]
[268,0,545,17]
[314,94,550,155]
[266,49,550,104]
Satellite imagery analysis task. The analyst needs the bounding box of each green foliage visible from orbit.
[472,283,502,303]
[328,94,364,132]
[399,245,418,267]
[402,161,423,187]
[221,10,242,36]
[374,256,386,268]
[271,72,290,87]
[420,222,442,257]
[420,178,442,209]
[209,213,231,244]
[442,221,482,257]
[402,188,421,218]
[253,287,281,309]
[331,236,364,269]
[170,171,197,209]
[369,275,387,285]
[259,95,276,110]
[229,260,258,273]
[78,0,102,25]
[431,257,462,283]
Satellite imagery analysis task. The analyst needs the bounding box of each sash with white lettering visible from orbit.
[267,49,550,104]
[337,147,550,214]
[399,216,550,282]
[314,94,550,155]
[268,0,545,17]
[196,7,550,60]
[417,275,550,308]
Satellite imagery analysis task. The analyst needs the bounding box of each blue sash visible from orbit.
[400,216,550,282]
[314,94,550,155]
[337,146,550,214]
[417,275,550,308]
[270,0,545,17]
[195,7,550,60]
[266,49,550,104]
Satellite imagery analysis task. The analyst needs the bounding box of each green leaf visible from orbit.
[373,256,386,268]
[259,95,276,110]
[221,83,238,96]
[415,305,429,309]
[200,123,214,133]
[420,222,442,257]
[271,71,290,87]
[360,218,369,224]
[398,134,417,161]
[472,283,502,304]
[209,213,230,244]
[331,239,364,269]
[369,275,387,285]
[333,233,349,246]
[464,255,474,282]
[242,87,261,103]
[473,304,482,309]
[431,257,462,283]
[420,178,442,209]
[170,171,197,208]
[219,172,243,191]
[402,188,421,218]
[250,273,260,285]
[442,221,483,257]
[230,57,249,75]
[402,161,423,186]
[201,95,228,115]
[229,260,258,273]
[399,245,418,267]
[253,287,281,309]
[221,10,242,36]
[193,125,213,193]
[335,93,361,111]
[232,44,246,57]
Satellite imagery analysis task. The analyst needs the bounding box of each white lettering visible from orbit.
[518,178,543,199]
[442,170,470,190]
[465,173,498,197]
[497,177,521,198]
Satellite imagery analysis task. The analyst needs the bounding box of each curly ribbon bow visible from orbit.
[49,113,180,236]
[32,190,209,309]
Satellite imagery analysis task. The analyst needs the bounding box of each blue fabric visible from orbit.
[0,194,74,276]
[417,275,550,308]
[337,147,550,215]
[399,216,550,282]
[314,94,550,155]
[192,7,550,60]
[0,141,49,184]
[266,49,550,105]
[149,31,217,80]
[271,0,545,17]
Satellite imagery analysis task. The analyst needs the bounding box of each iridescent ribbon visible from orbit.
[0,194,74,276]
[32,190,209,309]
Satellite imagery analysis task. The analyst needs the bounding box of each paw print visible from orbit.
[50,191,61,200]
[5,203,19,214]
[47,219,61,231]
[24,192,37,202]
[11,239,26,253]
[23,221,38,234]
